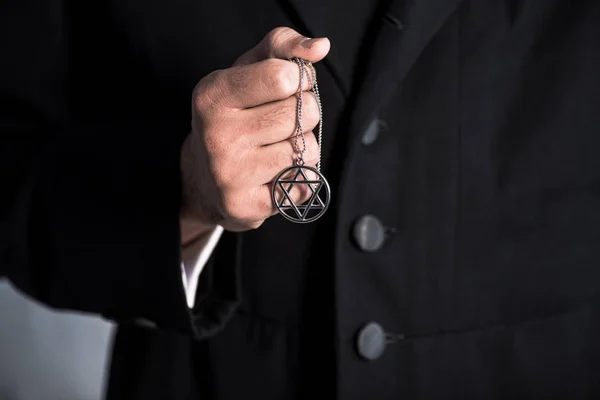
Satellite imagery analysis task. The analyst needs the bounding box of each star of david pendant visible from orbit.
[272,165,331,223]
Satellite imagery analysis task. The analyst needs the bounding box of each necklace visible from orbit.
[271,57,331,223]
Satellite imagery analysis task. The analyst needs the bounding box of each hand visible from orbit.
[180,27,331,237]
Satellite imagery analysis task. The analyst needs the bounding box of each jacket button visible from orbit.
[352,214,386,252]
[356,322,386,360]
[361,118,386,145]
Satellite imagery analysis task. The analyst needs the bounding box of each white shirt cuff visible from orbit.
[180,225,224,309]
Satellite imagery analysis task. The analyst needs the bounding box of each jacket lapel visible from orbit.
[279,0,464,132]
[278,0,381,96]
[348,0,465,135]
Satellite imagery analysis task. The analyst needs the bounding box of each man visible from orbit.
[2,0,600,398]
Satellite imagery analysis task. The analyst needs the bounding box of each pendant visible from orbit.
[272,165,331,223]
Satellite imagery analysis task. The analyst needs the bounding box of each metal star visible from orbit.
[273,166,330,223]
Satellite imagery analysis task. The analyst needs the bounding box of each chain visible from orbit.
[290,57,323,172]
[306,61,323,172]
[293,58,306,166]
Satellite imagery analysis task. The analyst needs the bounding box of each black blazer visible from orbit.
[2,0,600,399]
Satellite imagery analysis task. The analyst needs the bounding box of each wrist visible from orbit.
[180,214,216,248]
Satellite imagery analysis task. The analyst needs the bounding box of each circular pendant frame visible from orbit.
[272,165,331,223]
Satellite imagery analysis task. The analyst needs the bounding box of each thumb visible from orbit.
[232,27,330,67]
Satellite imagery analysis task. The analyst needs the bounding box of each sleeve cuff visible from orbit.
[180,225,224,308]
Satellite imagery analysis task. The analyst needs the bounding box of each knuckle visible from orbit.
[192,86,209,114]
[200,69,222,89]
[265,26,293,50]
[194,70,223,111]
[270,63,296,96]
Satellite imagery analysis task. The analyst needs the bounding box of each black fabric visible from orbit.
[0,0,239,337]
[3,0,600,399]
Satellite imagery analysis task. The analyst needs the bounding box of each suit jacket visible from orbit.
[2,0,600,398]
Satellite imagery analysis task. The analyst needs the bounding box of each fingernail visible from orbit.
[301,37,324,49]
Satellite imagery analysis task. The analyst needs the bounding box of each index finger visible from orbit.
[210,58,316,109]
